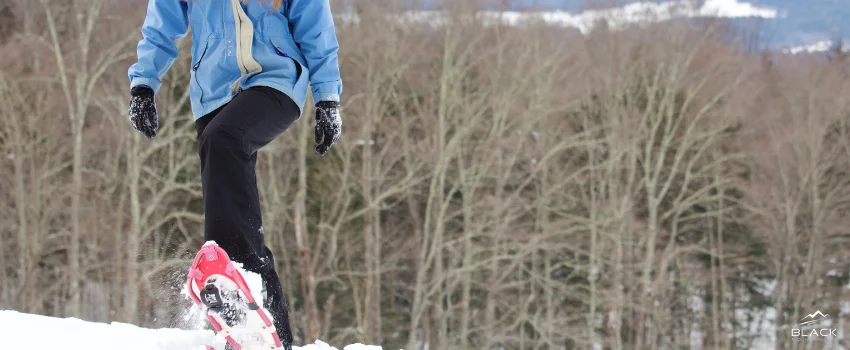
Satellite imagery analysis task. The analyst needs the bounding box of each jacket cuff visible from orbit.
[311,80,342,104]
[313,93,340,103]
[130,77,162,95]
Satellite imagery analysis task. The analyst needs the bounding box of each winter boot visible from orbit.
[199,278,247,330]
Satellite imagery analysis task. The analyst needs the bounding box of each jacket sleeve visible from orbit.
[288,0,343,104]
[127,0,189,94]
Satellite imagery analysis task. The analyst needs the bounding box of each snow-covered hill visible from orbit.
[395,0,842,51]
[344,0,777,34]
[0,310,381,350]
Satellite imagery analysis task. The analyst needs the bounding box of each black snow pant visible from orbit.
[194,86,299,346]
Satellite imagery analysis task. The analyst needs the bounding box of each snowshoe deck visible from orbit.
[187,242,284,350]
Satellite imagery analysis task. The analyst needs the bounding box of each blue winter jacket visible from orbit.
[128,0,343,120]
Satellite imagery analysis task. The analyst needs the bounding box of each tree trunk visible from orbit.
[294,108,320,342]
[124,135,142,323]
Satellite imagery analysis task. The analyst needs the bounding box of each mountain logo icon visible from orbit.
[798,310,830,326]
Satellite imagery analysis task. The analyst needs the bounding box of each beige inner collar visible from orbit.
[230,0,262,90]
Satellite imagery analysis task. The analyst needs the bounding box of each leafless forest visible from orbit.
[1,0,850,349]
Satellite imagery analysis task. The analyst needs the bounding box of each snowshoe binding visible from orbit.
[187,242,285,350]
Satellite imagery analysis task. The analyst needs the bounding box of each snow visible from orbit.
[784,40,842,54]
[0,310,381,350]
[513,0,778,34]
[338,0,777,34]
[697,0,777,18]
[0,242,382,350]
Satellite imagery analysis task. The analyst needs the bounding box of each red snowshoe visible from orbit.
[187,242,284,350]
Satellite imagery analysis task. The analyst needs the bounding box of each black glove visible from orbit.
[128,86,158,139]
[314,100,341,155]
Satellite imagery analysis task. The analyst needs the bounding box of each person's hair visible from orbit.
[255,0,282,11]
[184,0,283,11]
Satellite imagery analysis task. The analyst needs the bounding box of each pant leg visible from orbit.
[194,86,298,346]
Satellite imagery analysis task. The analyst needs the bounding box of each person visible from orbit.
[126,0,343,348]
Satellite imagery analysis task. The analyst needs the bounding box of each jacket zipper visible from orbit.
[273,44,302,81]
[193,42,209,103]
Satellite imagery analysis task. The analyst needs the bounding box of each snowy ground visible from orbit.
[0,248,380,350]
[0,309,381,350]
